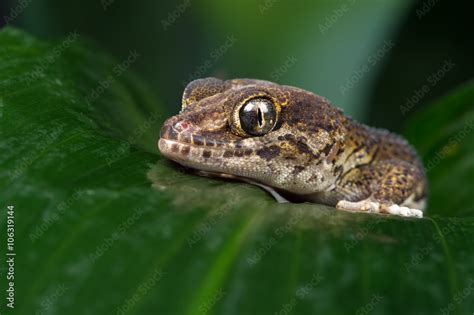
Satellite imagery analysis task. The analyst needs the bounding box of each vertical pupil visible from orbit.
[257,107,263,127]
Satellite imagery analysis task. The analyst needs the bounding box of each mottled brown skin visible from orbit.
[159,78,427,216]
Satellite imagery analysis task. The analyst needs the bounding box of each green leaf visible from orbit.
[404,80,474,218]
[1,28,473,315]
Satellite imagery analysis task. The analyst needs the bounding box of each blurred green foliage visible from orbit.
[1,1,474,314]
[4,0,472,131]
[405,80,474,217]
[12,0,416,120]
[1,27,473,315]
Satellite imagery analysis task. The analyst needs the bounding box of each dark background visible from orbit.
[1,2,474,314]
[1,0,473,131]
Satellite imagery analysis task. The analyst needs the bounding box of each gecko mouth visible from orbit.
[158,137,251,179]
[158,121,251,175]
[158,137,212,163]
[159,116,256,153]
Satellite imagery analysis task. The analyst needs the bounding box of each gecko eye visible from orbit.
[239,98,277,136]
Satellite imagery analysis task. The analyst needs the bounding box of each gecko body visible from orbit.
[159,78,427,218]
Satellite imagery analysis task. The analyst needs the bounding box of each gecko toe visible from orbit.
[387,204,423,218]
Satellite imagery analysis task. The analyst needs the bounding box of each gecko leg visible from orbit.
[336,160,426,218]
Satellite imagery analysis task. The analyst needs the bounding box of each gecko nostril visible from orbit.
[174,120,190,131]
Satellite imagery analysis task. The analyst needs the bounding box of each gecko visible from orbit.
[158,78,427,218]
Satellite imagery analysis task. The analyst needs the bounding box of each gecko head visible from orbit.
[158,77,344,194]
